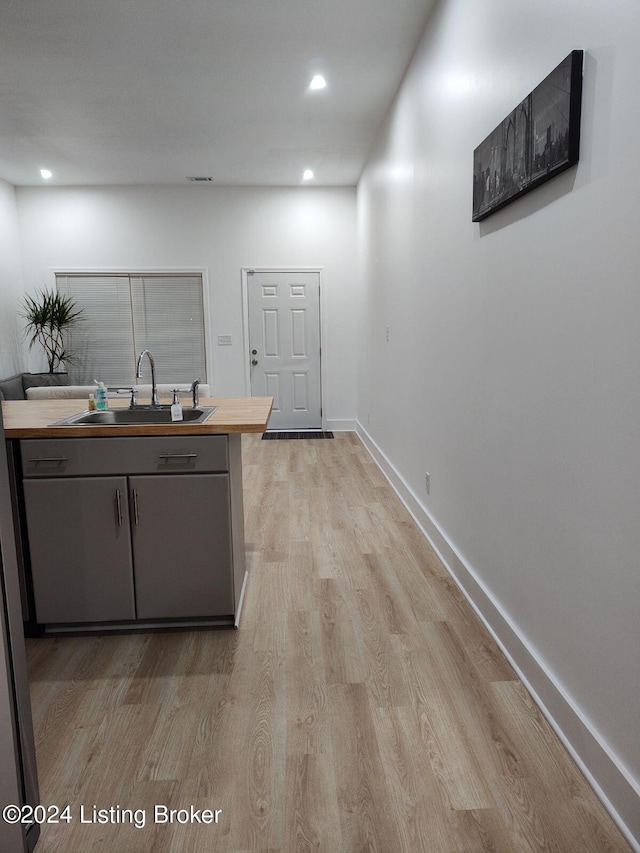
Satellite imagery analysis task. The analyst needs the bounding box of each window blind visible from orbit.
[56,273,206,387]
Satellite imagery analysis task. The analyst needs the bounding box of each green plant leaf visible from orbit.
[20,289,84,372]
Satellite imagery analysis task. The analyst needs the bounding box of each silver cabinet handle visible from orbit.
[115,489,123,527]
[29,456,69,463]
[157,453,198,460]
[132,489,140,525]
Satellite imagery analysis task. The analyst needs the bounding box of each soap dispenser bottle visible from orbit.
[95,381,108,411]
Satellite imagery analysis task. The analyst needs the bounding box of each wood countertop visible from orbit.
[1,396,273,438]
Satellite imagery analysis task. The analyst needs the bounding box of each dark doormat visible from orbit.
[262,431,334,440]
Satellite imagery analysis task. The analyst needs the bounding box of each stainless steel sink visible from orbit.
[51,405,217,426]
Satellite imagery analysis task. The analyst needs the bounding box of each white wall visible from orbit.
[15,185,358,427]
[0,179,26,376]
[357,0,639,843]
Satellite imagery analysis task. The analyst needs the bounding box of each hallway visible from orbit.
[27,433,630,851]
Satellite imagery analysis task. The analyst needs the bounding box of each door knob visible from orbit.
[252,359,258,366]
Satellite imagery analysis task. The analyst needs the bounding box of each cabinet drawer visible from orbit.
[20,435,229,477]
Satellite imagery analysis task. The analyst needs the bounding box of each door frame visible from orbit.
[241,267,325,429]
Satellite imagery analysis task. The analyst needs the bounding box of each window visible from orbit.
[56,273,207,387]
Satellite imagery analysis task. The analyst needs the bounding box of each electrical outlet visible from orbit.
[425,472,431,494]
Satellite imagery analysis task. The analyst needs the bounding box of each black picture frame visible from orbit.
[472,50,583,222]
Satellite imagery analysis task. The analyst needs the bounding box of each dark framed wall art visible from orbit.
[472,50,583,222]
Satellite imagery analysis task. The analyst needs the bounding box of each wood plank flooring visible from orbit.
[26,433,631,852]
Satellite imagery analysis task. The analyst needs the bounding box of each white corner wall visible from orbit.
[357,0,640,844]
[15,185,357,428]
[0,179,26,376]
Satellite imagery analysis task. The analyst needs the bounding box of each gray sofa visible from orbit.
[0,372,69,401]
[0,374,211,402]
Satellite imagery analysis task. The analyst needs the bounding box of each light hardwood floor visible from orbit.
[26,433,630,852]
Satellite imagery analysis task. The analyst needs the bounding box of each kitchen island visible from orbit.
[2,396,272,633]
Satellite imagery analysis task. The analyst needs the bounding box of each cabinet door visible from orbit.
[130,474,234,619]
[23,477,136,624]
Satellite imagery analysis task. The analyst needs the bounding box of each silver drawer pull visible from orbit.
[132,489,140,525]
[29,457,69,464]
[157,453,198,460]
[115,490,123,527]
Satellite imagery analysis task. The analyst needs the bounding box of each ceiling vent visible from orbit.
[187,176,213,182]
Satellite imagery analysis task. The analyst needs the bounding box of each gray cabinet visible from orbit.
[130,474,233,619]
[23,476,135,624]
[19,435,242,628]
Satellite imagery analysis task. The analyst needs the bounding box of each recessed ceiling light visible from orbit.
[302,169,314,181]
[40,169,52,179]
[309,75,327,91]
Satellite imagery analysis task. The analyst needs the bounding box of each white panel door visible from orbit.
[248,270,321,430]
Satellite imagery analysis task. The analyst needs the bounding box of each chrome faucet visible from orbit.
[135,349,159,406]
[191,377,201,407]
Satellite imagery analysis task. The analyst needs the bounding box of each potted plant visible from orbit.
[20,289,84,374]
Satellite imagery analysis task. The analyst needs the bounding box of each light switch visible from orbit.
[217,335,232,346]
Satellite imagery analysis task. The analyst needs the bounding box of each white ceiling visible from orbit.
[0,0,435,187]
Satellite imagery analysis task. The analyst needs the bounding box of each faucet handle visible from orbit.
[172,388,181,405]
[129,388,138,408]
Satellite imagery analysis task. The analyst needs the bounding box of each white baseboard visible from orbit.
[325,418,356,432]
[355,422,640,851]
